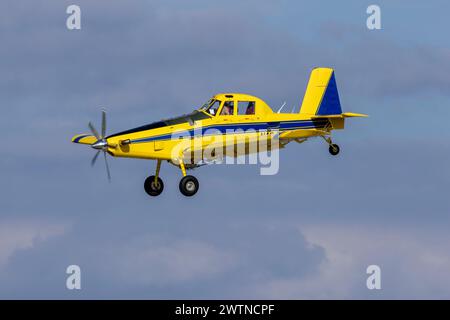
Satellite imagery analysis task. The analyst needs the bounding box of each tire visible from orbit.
[329,144,340,156]
[144,176,164,196]
[179,175,199,197]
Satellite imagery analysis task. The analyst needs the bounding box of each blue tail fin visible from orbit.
[316,72,342,115]
[299,68,342,116]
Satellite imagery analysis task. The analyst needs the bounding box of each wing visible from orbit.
[72,134,97,145]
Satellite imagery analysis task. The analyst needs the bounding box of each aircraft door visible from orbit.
[218,100,235,121]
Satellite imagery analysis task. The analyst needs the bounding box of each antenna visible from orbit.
[277,102,287,113]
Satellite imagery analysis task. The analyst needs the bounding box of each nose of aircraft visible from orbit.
[91,139,108,150]
[84,109,112,181]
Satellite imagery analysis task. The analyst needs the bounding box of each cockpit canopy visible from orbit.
[200,99,221,116]
[107,93,273,139]
[199,93,273,117]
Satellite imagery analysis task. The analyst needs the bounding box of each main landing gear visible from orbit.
[144,159,199,197]
[329,144,340,156]
[179,175,199,197]
[322,136,340,156]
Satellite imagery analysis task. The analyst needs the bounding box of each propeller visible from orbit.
[89,109,112,181]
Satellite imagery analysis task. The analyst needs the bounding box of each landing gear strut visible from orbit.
[143,158,199,197]
[321,136,340,156]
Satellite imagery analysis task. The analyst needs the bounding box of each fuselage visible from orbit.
[102,93,335,162]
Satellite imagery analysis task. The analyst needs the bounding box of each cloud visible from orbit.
[0,219,67,267]
[1,0,450,299]
[106,237,237,285]
[247,224,450,299]
[0,218,325,299]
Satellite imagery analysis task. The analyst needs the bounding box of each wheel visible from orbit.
[144,176,164,196]
[329,144,340,156]
[179,175,199,197]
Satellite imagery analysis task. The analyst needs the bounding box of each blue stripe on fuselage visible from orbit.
[129,120,328,144]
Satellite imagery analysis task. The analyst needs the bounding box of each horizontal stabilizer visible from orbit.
[341,112,368,118]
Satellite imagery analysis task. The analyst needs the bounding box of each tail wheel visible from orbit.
[329,144,340,156]
[144,176,164,196]
[179,175,199,197]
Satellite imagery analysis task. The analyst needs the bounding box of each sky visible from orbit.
[0,0,450,299]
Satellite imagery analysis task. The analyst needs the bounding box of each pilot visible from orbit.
[246,102,255,115]
[221,101,233,115]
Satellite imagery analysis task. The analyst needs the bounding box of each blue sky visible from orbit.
[0,0,450,299]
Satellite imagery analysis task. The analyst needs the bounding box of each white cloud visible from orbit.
[108,237,237,285]
[0,219,67,267]
[246,224,450,299]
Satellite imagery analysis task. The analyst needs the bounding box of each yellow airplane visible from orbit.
[72,67,367,197]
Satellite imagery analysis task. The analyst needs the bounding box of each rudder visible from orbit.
[299,68,342,116]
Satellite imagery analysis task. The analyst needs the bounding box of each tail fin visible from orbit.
[299,67,342,116]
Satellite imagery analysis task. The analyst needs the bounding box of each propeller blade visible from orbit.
[88,122,100,140]
[91,150,100,167]
[101,109,107,138]
[103,151,111,182]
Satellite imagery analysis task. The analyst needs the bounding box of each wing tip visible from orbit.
[72,134,95,144]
